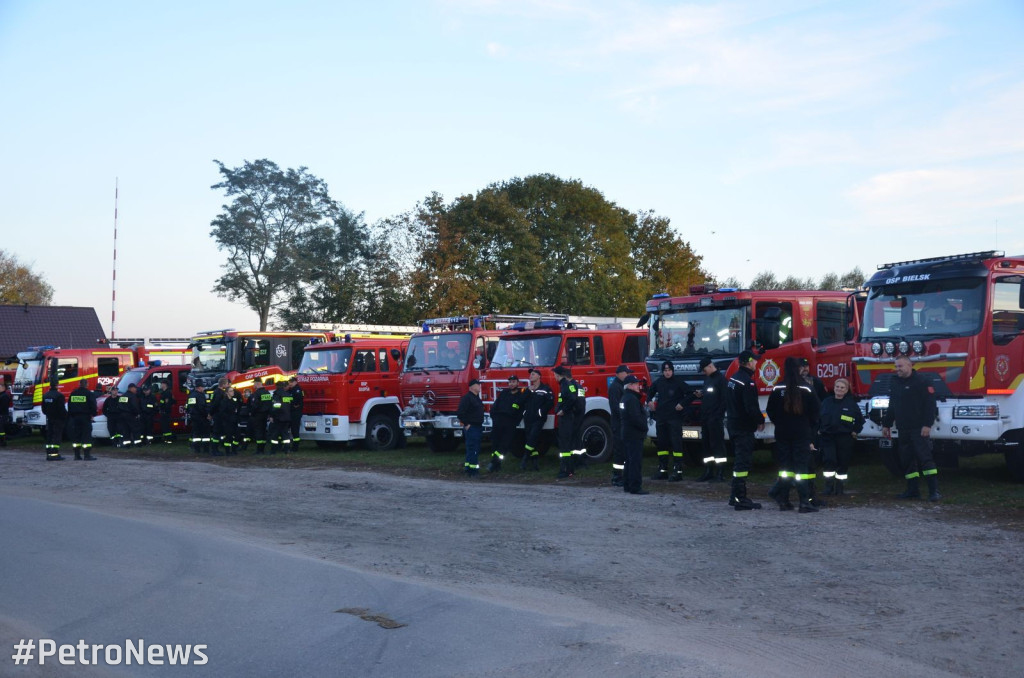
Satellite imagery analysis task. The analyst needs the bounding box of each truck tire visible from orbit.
[426,432,460,453]
[579,414,612,464]
[365,413,400,451]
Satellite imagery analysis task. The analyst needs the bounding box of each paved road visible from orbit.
[0,494,686,678]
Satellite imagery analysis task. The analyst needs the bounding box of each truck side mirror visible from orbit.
[390,348,401,361]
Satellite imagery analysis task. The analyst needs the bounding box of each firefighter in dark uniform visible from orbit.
[882,356,940,501]
[186,382,210,454]
[102,385,122,446]
[607,364,631,486]
[766,356,822,512]
[819,377,864,495]
[67,379,97,460]
[621,374,650,495]
[207,377,229,454]
[696,357,728,481]
[799,358,829,401]
[250,378,274,454]
[553,365,585,479]
[139,384,157,444]
[726,350,764,510]
[218,385,242,455]
[288,376,304,452]
[237,388,253,451]
[120,383,143,447]
[42,381,67,461]
[456,379,485,476]
[268,380,293,453]
[487,375,528,472]
[647,361,689,481]
[521,369,553,471]
[0,381,12,447]
[157,382,176,444]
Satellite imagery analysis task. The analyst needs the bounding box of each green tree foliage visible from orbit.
[209,159,339,330]
[747,268,866,291]
[381,175,707,319]
[0,249,53,305]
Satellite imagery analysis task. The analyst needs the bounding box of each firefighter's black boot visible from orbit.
[668,462,683,482]
[731,478,762,510]
[926,475,941,502]
[652,456,669,480]
[823,477,836,495]
[797,480,819,513]
[807,478,826,508]
[611,470,623,486]
[696,464,714,482]
[834,479,845,495]
[84,451,96,460]
[487,452,502,473]
[768,478,793,510]
[519,454,529,471]
[556,458,571,479]
[713,464,726,482]
[897,477,921,499]
[530,454,540,471]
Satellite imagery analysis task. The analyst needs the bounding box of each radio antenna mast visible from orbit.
[111,178,118,340]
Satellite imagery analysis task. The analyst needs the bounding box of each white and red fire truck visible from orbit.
[642,284,861,442]
[482,318,648,462]
[91,363,193,440]
[295,325,418,450]
[11,342,189,430]
[852,251,1024,480]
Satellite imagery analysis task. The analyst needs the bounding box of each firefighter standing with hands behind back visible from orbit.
[42,381,67,461]
[67,379,97,460]
[882,356,940,502]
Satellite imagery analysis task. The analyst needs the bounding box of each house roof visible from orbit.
[0,305,107,357]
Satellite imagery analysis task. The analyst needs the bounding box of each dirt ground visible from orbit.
[2,445,1021,678]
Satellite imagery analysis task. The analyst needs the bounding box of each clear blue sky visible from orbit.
[2,0,1022,338]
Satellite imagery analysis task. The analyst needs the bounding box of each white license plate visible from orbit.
[304,421,317,431]
[682,428,701,440]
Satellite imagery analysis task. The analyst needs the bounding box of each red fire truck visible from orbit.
[852,251,1024,480]
[185,329,331,391]
[91,363,193,440]
[399,315,520,451]
[296,325,418,450]
[482,318,648,462]
[10,343,189,430]
[642,285,861,442]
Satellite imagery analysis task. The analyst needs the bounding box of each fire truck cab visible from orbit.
[399,315,521,451]
[483,317,647,462]
[92,364,193,439]
[643,285,860,441]
[11,343,188,431]
[185,329,329,391]
[296,325,418,450]
[853,251,1024,480]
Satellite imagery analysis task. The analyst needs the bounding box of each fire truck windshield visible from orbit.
[861,276,986,340]
[298,347,352,374]
[489,335,562,367]
[13,355,43,392]
[649,308,747,358]
[115,369,147,393]
[190,340,232,373]
[404,333,471,371]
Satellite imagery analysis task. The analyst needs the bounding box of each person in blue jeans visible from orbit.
[456,379,485,476]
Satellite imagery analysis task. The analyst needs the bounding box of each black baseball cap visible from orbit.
[507,375,519,382]
[698,356,713,370]
[738,350,757,364]
[615,364,633,374]
[798,357,810,366]
[468,379,481,387]
[623,375,640,385]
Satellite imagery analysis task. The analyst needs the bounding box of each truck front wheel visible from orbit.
[580,415,612,464]
[365,414,400,451]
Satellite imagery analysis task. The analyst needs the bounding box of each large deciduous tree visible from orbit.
[0,250,53,305]
[209,159,338,330]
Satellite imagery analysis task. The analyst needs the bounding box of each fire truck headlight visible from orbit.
[869,396,890,411]
[883,341,896,356]
[449,417,461,428]
[912,340,925,355]
[871,342,882,356]
[953,404,999,419]
[897,341,910,355]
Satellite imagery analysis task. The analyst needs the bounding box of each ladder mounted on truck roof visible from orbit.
[303,323,420,336]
